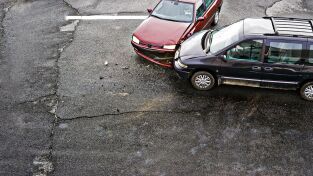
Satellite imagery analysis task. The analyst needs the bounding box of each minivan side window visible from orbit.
[226,40,263,62]
[265,41,303,64]
[308,45,313,65]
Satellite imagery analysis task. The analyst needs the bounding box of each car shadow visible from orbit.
[133,54,311,105]
[166,70,310,104]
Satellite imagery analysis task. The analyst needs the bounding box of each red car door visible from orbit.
[194,0,208,31]
[193,0,221,32]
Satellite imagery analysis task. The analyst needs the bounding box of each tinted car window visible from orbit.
[204,0,213,7]
[196,1,206,18]
[309,44,313,65]
[265,41,303,64]
[196,0,213,18]
[226,40,263,62]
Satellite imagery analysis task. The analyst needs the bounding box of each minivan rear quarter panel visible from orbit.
[301,40,313,83]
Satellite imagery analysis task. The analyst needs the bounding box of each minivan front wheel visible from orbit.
[300,82,313,101]
[191,71,215,91]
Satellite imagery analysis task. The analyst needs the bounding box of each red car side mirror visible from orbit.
[197,17,205,22]
[147,8,153,14]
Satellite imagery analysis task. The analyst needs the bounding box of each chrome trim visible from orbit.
[262,80,298,85]
[221,76,261,82]
[221,76,298,85]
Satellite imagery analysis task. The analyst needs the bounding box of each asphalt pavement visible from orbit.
[0,0,313,175]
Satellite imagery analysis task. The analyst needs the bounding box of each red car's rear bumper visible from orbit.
[131,41,175,68]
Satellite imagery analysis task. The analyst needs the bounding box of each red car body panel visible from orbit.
[133,17,191,46]
[134,49,173,68]
[132,0,223,68]
[192,0,222,33]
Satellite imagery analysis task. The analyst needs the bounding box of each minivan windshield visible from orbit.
[152,0,194,23]
[209,21,244,53]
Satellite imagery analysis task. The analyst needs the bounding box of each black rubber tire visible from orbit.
[300,82,313,101]
[191,71,215,91]
[211,10,220,26]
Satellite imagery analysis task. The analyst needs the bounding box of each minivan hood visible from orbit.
[133,16,191,45]
[179,30,208,60]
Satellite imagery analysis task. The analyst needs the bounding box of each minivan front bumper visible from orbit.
[173,60,192,80]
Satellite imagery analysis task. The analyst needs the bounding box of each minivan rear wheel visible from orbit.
[191,71,215,91]
[300,82,313,101]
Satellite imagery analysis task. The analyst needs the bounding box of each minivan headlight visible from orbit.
[132,36,140,44]
[174,49,180,60]
[163,45,176,50]
[177,59,188,68]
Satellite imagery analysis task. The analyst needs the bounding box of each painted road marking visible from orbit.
[66,15,148,20]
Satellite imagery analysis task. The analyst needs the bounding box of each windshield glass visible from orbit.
[209,21,244,53]
[152,0,194,23]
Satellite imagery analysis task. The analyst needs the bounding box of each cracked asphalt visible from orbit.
[0,0,313,175]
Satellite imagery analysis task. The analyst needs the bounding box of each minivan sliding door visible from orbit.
[261,39,306,89]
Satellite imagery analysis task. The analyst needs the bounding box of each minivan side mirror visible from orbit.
[220,54,227,62]
[197,17,205,22]
[147,8,153,14]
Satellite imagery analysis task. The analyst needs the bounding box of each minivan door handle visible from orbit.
[264,67,273,72]
[252,66,261,71]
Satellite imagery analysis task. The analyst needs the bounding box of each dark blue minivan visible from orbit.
[174,17,313,101]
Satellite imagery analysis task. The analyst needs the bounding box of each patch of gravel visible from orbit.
[266,0,305,16]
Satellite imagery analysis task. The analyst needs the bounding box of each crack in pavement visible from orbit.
[63,0,80,15]
[59,110,203,121]
[14,94,57,106]
[30,1,81,175]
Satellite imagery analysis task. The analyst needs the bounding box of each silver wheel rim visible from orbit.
[195,74,211,89]
[214,11,219,24]
[304,85,313,99]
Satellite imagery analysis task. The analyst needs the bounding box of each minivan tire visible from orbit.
[191,71,215,91]
[300,82,313,101]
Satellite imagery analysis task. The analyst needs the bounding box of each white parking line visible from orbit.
[65,15,148,21]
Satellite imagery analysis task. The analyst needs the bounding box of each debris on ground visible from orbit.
[33,156,54,176]
[117,93,129,96]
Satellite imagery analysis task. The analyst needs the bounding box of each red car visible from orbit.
[131,0,223,68]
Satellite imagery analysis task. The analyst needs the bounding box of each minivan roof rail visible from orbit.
[263,16,313,38]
